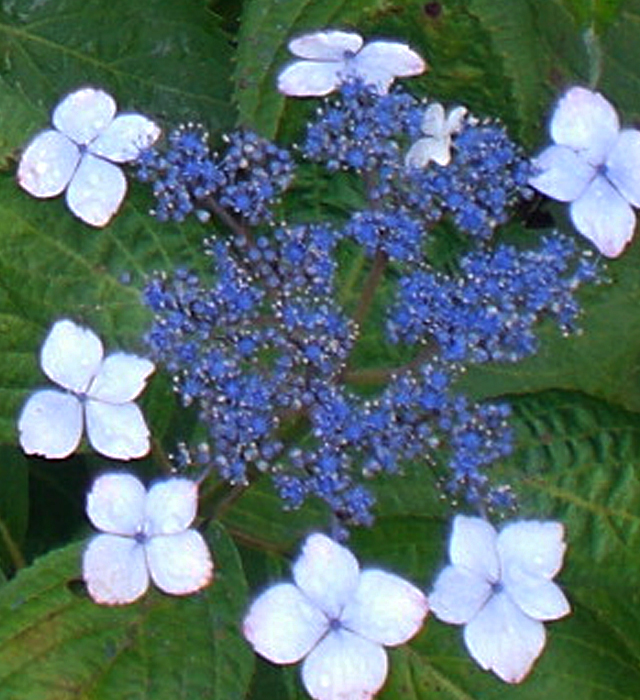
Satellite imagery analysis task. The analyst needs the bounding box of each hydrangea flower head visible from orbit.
[18,319,155,460]
[243,533,428,700]
[278,30,426,97]
[430,515,571,683]
[83,473,213,605]
[18,87,160,227]
[405,103,467,167]
[529,86,640,257]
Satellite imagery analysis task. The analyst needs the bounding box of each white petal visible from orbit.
[570,175,636,257]
[53,87,116,146]
[86,472,147,535]
[83,533,148,605]
[288,31,363,60]
[302,629,388,700]
[91,114,161,163]
[463,592,546,684]
[243,583,328,663]
[278,61,342,97]
[17,389,83,459]
[498,520,567,580]
[355,41,426,80]
[449,515,499,581]
[293,534,360,619]
[605,128,640,207]
[405,137,451,168]
[66,153,127,227]
[40,318,103,393]
[529,144,595,202]
[341,569,427,646]
[421,103,446,137]
[550,86,619,165]
[349,41,425,94]
[445,106,467,133]
[429,564,492,625]
[145,530,213,595]
[85,400,150,459]
[504,574,571,622]
[88,353,155,403]
[145,478,198,535]
[17,130,80,198]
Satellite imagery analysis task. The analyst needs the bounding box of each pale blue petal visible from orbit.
[88,352,154,403]
[293,534,360,619]
[85,400,150,459]
[86,472,146,534]
[430,564,492,625]
[243,583,328,663]
[529,145,595,202]
[498,520,567,579]
[83,533,148,605]
[146,530,212,595]
[17,130,79,198]
[302,629,388,700]
[464,591,546,684]
[550,86,619,166]
[341,569,428,645]
[450,515,499,581]
[145,478,198,535]
[41,318,103,393]
[66,153,126,227]
[606,128,640,208]
[18,389,83,459]
[570,175,636,258]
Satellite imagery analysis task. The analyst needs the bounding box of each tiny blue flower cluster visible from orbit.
[140,80,600,527]
[138,126,294,224]
[388,235,599,363]
[302,81,419,173]
[301,81,531,239]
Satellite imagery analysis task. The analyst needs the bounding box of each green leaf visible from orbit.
[599,0,640,117]
[0,77,41,167]
[0,0,235,151]
[560,0,625,29]
[0,446,28,573]
[0,522,254,699]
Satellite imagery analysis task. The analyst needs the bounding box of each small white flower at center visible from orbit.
[243,533,428,700]
[82,473,213,605]
[18,318,155,460]
[429,515,571,684]
[277,30,426,97]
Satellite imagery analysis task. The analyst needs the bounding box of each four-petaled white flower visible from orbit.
[277,30,426,97]
[243,532,428,700]
[405,103,467,168]
[83,473,213,605]
[18,319,155,460]
[529,86,640,258]
[429,515,571,684]
[18,86,160,227]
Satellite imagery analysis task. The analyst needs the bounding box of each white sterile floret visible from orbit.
[430,515,571,684]
[83,473,213,605]
[18,319,155,460]
[529,86,640,258]
[405,103,467,168]
[277,30,426,97]
[17,86,160,227]
[243,532,428,700]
